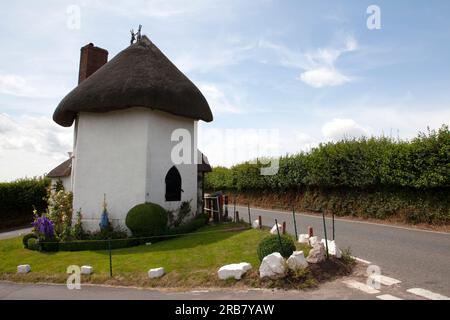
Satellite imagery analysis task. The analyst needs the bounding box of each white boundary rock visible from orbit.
[306,243,326,264]
[218,262,252,280]
[287,251,308,270]
[259,252,286,278]
[252,219,260,229]
[17,264,31,273]
[309,236,319,247]
[321,239,342,258]
[148,267,165,279]
[298,234,310,245]
[269,223,283,235]
[81,265,94,275]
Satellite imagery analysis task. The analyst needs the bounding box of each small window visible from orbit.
[165,166,182,201]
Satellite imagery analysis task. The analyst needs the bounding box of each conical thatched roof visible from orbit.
[53,36,213,127]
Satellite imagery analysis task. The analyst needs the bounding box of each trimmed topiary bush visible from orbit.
[257,234,296,262]
[58,238,140,251]
[22,233,38,249]
[125,202,168,237]
[39,240,59,252]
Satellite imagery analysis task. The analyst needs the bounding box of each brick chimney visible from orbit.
[78,43,108,84]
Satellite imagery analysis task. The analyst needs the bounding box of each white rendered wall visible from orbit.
[72,108,148,231]
[72,107,198,232]
[50,176,72,192]
[145,109,198,219]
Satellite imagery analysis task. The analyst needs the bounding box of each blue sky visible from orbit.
[1,0,450,181]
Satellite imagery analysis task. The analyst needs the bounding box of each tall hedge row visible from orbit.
[0,177,50,230]
[205,125,450,191]
[205,125,450,223]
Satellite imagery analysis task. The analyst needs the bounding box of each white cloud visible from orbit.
[199,84,243,114]
[260,36,358,88]
[300,68,350,88]
[175,40,254,73]
[0,113,71,159]
[321,118,369,140]
[0,73,69,98]
[0,113,72,181]
[258,39,309,69]
[0,74,39,98]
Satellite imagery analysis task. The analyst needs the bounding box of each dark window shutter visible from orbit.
[165,166,182,201]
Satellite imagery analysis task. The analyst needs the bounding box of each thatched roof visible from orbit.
[198,152,212,173]
[53,36,213,127]
[47,158,72,178]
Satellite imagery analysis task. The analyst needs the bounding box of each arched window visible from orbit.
[165,166,182,201]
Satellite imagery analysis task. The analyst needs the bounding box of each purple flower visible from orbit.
[32,216,55,240]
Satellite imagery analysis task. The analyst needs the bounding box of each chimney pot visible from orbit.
[78,43,108,84]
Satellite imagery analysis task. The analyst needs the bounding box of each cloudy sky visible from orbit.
[1,0,450,181]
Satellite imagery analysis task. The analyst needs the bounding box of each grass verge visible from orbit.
[0,222,354,289]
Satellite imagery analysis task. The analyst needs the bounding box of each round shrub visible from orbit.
[125,202,168,237]
[22,233,38,249]
[257,234,296,262]
[27,238,40,251]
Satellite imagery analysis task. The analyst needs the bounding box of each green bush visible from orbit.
[167,214,209,236]
[27,238,40,251]
[22,233,37,249]
[125,202,168,237]
[0,177,50,230]
[257,234,296,262]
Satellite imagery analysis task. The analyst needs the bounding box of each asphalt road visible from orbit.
[0,279,405,300]
[237,205,450,296]
[0,228,31,240]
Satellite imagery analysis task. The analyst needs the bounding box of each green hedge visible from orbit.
[47,214,209,252]
[0,177,50,230]
[58,239,140,252]
[205,125,450,191]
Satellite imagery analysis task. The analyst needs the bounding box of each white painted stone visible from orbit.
[298,234,310,245]
[308,236,319,247]
[81,265,94,275]
[252,219,260,229]
[148,267,165,279]
[259,252,286,278]
[17,264,31,273]
[218,262,252,280]
[287,251,308,270]
[321,239,342,258]
[306,243,326,264]
[269,223,283,235]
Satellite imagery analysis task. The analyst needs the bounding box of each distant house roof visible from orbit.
[198,152,212,173]
[53,35,213,127]
[47,158,72,178]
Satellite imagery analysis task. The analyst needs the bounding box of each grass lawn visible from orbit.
[0,222,351,289]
